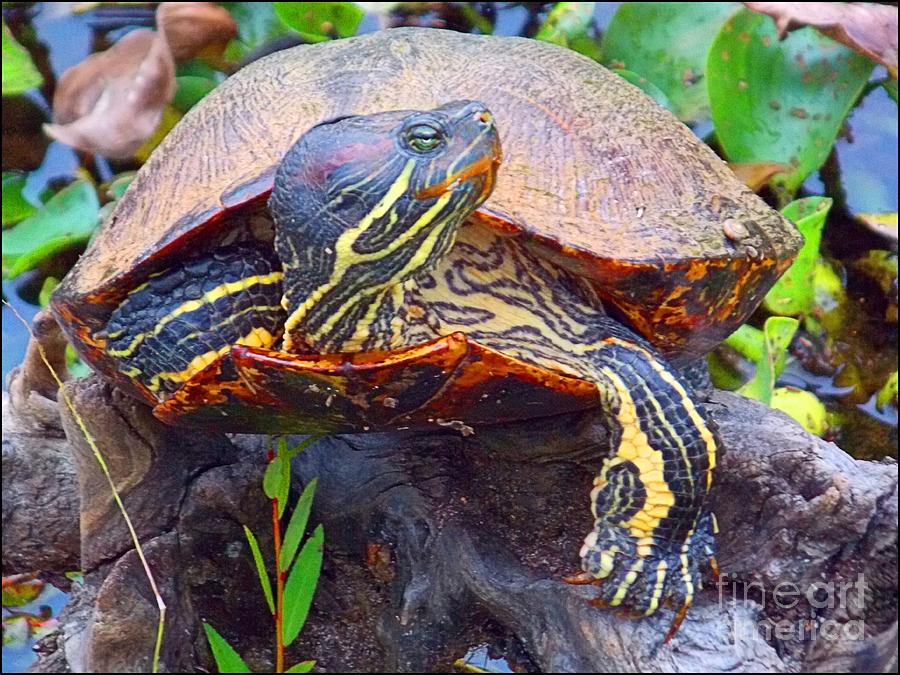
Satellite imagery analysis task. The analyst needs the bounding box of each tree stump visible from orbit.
[3,314,897,672]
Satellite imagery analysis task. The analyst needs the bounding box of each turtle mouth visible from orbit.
[414,151,499,202]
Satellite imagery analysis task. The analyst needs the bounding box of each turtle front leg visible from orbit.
[574,334,720,640]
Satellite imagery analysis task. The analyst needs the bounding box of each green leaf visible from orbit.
[2,180,99,279]
[283,524,324,647]
[172,75,218,113]
[285,661,316,673]
[1,577,43,607]
[243,525,275,615]
[280,478,318,571]
[2,19,42,96]
[875,371,898,411]
[104,173,136,201]
[262,453,283,499]
[852,249,898,300]
[262,454,290,517]
[38,276,59,307]
[202,623,251,673]
[274,2,363,43]
[175,59,223,79]
[281,435,320,462]
[2,172,37,226]
[707,349,745,391]
[730,316,799,404]
[723,323,765,364]
[65,344,91,379]
[771,387,828,435]
[884,78,898,104]
[611,69,672,112]
[807,258,847,336]
[707,9,874,195]
[3,615,30,646]
[600,2,740,122]
[763,197,832,316]
[455,4,493,36]
[221,2,292,60]
[535,3,596,55]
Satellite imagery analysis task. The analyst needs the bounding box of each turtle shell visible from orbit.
[51,27,800,404]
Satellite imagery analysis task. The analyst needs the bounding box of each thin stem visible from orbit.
[5,303,166,671]
[272,474,285,673]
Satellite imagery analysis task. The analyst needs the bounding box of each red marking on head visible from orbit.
[303,139,393,187]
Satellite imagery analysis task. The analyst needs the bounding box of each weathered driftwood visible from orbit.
[3,314,897,673]
[3,310,79,576]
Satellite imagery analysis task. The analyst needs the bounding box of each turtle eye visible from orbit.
[406,124,442,153]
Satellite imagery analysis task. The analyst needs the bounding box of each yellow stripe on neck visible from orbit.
[283,159,416,334]
[310,191,457,347]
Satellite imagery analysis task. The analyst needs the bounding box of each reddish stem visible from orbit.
[271,467,285,672]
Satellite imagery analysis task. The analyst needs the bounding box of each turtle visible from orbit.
[50,28,801,639]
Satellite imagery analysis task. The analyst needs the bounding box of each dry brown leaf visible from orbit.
[728,161,791,192]
[745,2,898,78]
[44,29,175,159]
[156,2,237,62]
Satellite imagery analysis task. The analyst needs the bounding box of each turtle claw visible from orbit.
[562,570,597,586]
[576,510,718,641]
[663,600,692,644]
[709,555,721,582]
[615,606,647,621]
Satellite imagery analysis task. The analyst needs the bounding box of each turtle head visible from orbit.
[269,100,501,351]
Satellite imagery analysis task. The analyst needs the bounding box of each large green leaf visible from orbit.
[274,2,363,43]
[172,75,218,113]
[600,3,740,122]
[707,9,873,195]
[611,69,672,112]
[2,19,42,96]
[763,197,832,316]
[221,2,293,60]
[202,623,251,673]
[771,387,828,435]
[2,171,37,226]
[283,524,324,647]
[535,3,600,60]
[535,2,595,44]
[2,180,99,279]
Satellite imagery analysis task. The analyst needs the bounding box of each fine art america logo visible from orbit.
[716,572,869,642]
